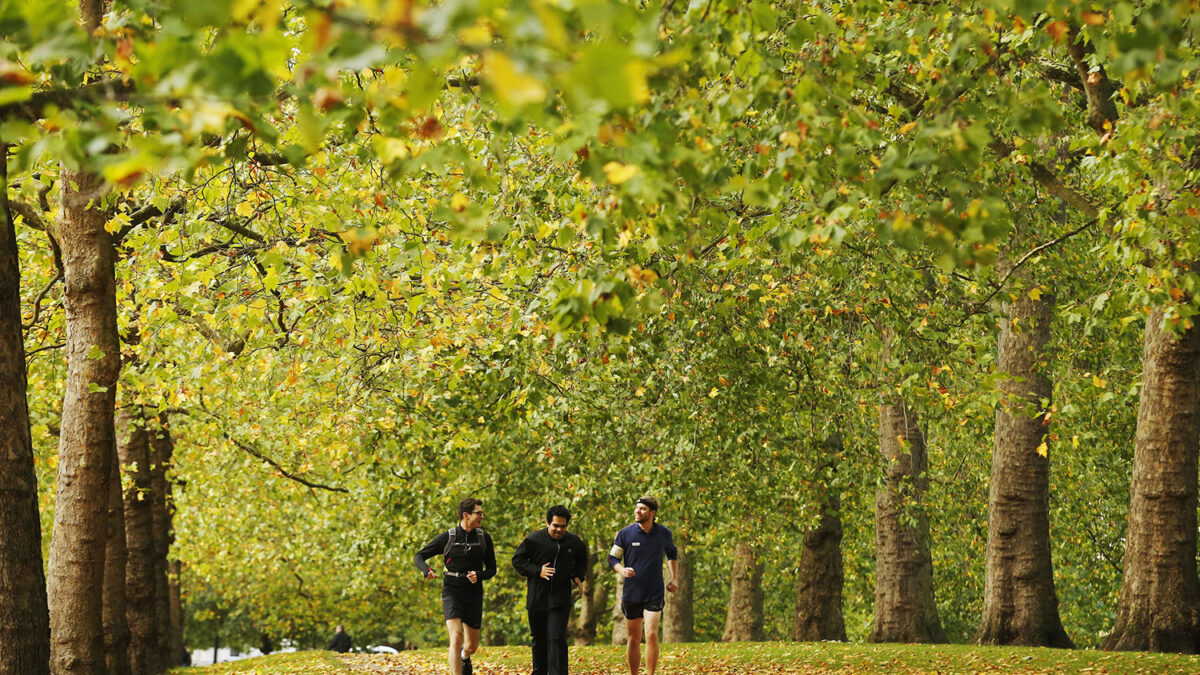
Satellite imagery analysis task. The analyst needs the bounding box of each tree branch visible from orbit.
[0,79,137,122]
[225,434,349,494]
[1065,23,1119,134]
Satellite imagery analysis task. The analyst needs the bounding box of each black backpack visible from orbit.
[443,527,485,562]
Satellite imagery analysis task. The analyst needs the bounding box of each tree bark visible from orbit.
[721,538,764,642]
[569,547,606,646]
[167,560,183,669]
[102,450,131,675]
[148,417,174,667]
[47,166,121,674]
[978,279,1073,647]
[662,532,694,643]
[611,575,628,645]
[0,136,52,675]
[794,434,847,642]
[871,397,945,643]
[1103,307,1200,652]
[117,408,160,675]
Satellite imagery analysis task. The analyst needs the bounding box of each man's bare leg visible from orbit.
[446,619,464,675]
[625,617,643,675]
[643,611,662,675]
[464,625,481,662]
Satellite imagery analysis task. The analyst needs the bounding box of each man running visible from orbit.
[512,505,589,675]
[415,498,497,675]
[608,496,678,675]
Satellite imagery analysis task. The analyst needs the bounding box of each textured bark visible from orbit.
[978,280,1073,648]
[47,166,121,674]
[1103,308,1200,652]
[611,576,628,645]
[148,417,174,667]
[0,138,52,675]
[117,408,160,675]
[662,532,694,643]
[102,452,131,675]
[721,539,764,642]
[871,398,945,643]
[569,548,605,646]
[794,435,847,642]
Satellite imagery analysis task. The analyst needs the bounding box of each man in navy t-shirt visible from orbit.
[608,496,678,675]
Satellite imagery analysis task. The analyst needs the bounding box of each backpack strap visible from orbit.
[443,527,458,558]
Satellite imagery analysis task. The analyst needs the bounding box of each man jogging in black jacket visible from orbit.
[415,498,497,675]
[512,505,589,675]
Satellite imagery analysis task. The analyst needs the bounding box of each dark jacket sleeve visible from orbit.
[414,530,449,576]
[511,533,540,578]
[479,531,498,581]
[664,527,678,561]
[572,536,589,583]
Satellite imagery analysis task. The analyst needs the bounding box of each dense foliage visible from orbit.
[3,0,1197,656]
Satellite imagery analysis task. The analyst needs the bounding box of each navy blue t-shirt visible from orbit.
[608,522,678,603]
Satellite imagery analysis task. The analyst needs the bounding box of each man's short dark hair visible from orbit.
[636,495,659,511]
[458,497,483,518]
[546,505,572,523]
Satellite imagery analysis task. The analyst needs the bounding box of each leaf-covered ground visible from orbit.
[179,641,1200,674]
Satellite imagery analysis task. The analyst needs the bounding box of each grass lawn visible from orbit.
[178,641,1200,674]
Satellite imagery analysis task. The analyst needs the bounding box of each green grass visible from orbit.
[178,641,1200,674]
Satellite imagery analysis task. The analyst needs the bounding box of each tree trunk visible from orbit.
[794,434,847,642]
[148,416,174,667]
[611,575,628,645]
[871,397,945,643]
[662,532,694,643]
[1103,307,1200,652]
[569,547,606,646]
[117,408,160,675]
[103,451,131,675]
[721,539,764,642]
[47,166,121,674]
[167,560,183,669]
[0,136,52,675]
[978,279,1073,647]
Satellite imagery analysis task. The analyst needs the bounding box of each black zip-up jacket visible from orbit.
[511,529,589,610]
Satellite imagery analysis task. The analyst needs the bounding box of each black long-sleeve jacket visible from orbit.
[414,526,497,591]
[511,528,588,610]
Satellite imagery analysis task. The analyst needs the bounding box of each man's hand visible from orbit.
[667,579,679,593]
[424,569,437,580]
[467,570,478,584]
[618,565,635,579]
[540,563,556,580]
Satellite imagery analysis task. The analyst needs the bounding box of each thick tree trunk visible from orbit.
[569,548,606,646]
[978,281,1073,647]
[794,434,847,642]
[117,408,160,675]
[721,539,764,642]
[148,417,174,667]
[103,452,131,675]
[871,398,945,643]
[662,532,694,643]
[0,138,52,675]
[47,166,121,674]
[1103,308,1200,652]
[611,575,628,645]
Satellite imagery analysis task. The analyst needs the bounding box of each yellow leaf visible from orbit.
[235,200,256,218]
[104,213,131,235]
[778,131,800,148]
[898,121,917,135]
[1092,374,1107,388]
[1028,286,1043,301]
[450,192,469,212]
[708,388,719,398]
[603,161,639,185]
[483,50,546,107]
[1035,440,1048,458]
